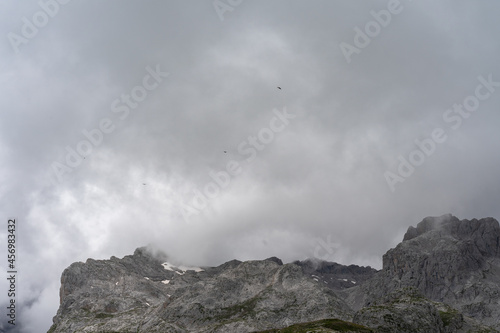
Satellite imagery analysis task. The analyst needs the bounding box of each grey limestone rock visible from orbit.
[358,214,500,331]
[49,215,500,333]
[49,247,354,332]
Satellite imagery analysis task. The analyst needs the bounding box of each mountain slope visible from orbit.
[356,214,500,330]
[49,214,500,332]
[49,250,355,332]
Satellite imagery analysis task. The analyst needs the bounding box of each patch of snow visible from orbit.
[177,265,204,272]
[145,302,150,306]
[162,262,175,271]
[144,277,150,280]
[175,271,184,275]
[115,282,119,285]
[162,262,204,273]
[167,294,171,297]
[162,280,171,284]
[351,280,356,284]
[313,278,319,282]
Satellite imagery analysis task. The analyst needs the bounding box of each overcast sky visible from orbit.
[1,0,500,332]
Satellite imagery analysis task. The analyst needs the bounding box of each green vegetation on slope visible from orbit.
[254,318,373,333]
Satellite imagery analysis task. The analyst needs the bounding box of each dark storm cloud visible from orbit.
[1,0,500,331]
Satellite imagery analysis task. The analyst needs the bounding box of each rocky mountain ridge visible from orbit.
[49,214,500,332]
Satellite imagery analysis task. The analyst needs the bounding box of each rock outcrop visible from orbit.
[49,215,500,332]
[49,250,355,332]
[354,214,500,332]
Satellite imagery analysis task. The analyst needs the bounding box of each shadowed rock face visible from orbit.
[49,215,500,333]
[358,214,500,331]
[403,214,500,258]
[383,215,500,292]
[293,259,377,290]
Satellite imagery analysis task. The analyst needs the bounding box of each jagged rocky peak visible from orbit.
[385,214,500,276]
[51,247,374,332]
[371,215,500,330]
[402,213,457,241]
[49,216,500,333]
[402,214,500,256]
[403,214,500,240]
[132,246,168,261]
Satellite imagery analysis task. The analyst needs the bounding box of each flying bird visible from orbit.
[224,151,227,153]
[277,86,281,90]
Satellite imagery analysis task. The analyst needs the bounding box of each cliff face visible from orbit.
[357,214,500,331]
[49,249,369,332]
[49,215,500,333]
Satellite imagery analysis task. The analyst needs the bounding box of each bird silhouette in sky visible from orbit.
[224,151,227,153]
[277,86,281,90]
